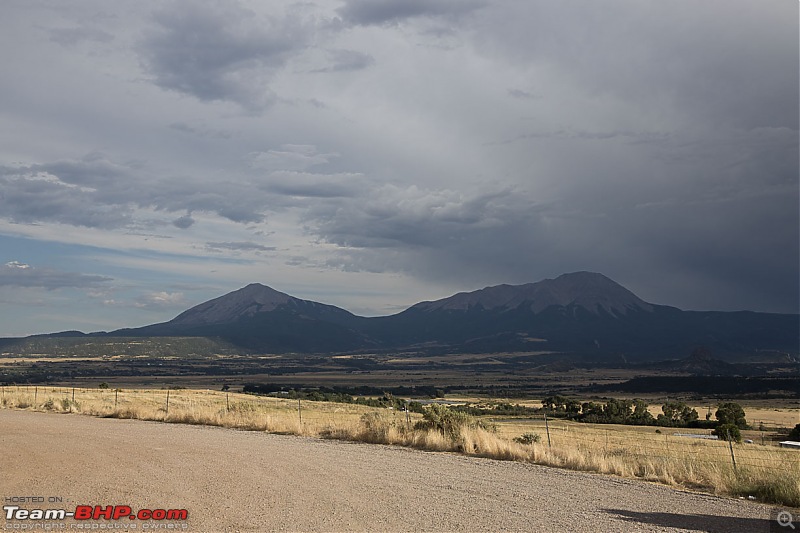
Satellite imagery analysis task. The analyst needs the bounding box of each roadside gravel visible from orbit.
[1,410,777,532]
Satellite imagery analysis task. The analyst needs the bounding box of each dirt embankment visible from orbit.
[1,410,776,532]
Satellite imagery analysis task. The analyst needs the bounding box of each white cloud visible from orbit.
[0,261,112,290]
[135,291,188,310]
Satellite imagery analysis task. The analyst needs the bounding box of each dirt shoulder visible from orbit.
[1,410,777,532]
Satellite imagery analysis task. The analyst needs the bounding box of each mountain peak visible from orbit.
[413,271,653,315]
[169,283,295,326]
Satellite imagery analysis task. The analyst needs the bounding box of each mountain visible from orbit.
[112,283,371,353]
[410,272,653,314]
[58,272,800,360]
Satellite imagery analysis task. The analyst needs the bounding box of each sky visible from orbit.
[0,0,798,336]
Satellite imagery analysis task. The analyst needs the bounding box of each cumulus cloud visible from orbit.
[0,153,271,228]
[135,291,187,310]
[0,261,112,290]
[139,1,320,111]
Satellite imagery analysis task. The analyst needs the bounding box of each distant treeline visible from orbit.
[537,395,751,439]
[598,376,800,397]
[241,383,437,411]
[243,383,444,397]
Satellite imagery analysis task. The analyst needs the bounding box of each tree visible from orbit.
[542,395,567,412]
[716,402,747,429]
[631,399,655,425]
[787,423,800,441]
[565,399,582,416]
[658,401,699,427]
[714,423,742,443]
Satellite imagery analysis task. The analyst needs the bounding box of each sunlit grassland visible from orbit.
[2,385,798,508]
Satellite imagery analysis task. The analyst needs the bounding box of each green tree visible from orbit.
[565,399,582,416]
[542,395,567,412]
[715,402,747,429]
[714,423,742,443]
[631,399,655,425]
[657,401,699,427]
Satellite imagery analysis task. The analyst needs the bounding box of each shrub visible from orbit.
[714,424,742,443]
[514,432,541,445]
[414,404,493,440]
[786,423,800,441]
[358,412,396,443]
[98,382,109,389]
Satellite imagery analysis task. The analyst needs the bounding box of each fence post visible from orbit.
[166,388,170,416]
[114,389,118,409]
[297,398,302,423]
[544,412,552,448]
[727,430,737,475]
[34,386,38,405]
[226,393,230,412]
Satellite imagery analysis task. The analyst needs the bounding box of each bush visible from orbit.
[414,404,493,440]
[98,382,109,389]
[714,424,742,443]
[358,412,396,442]
[787,423,800,441]
[514,432,541,445]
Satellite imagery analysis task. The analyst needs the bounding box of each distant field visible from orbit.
[2,385,798,507]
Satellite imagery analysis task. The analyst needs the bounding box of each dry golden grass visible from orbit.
[2,386,797,507]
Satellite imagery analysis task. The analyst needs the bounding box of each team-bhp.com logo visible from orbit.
[4,505,188,521]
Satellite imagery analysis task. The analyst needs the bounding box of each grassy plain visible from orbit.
[2,385,798,508]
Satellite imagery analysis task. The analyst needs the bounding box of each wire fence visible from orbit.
[2,385,797,477]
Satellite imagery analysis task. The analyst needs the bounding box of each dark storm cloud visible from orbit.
[337,0,485,26]
[473,1,797,131]
[298,121,799,313]
[0,261,112,290]
[302,184,560,284]
[139,1,318,110]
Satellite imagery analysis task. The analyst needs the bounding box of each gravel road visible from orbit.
[1,410,779,532]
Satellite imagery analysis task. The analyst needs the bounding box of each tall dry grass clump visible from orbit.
[2,386,797,507]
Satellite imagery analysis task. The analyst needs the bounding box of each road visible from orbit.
[1,410,778,532]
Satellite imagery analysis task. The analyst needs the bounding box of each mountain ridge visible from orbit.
[410,271,654,315]
[18,271,800,360]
